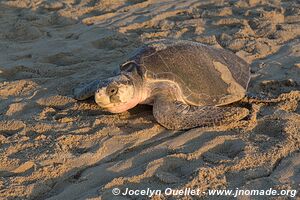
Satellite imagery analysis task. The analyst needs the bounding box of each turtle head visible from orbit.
[95,73,142,113]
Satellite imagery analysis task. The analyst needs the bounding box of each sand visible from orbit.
[0,0,299,199]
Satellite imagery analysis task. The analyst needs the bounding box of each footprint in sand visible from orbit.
[40,1,65,11]
[203,139,245,164]
[236,153,300,200]
[272,152,300,186]
[0,120,25,138]
[0,161,35,177]
[0,80,38,98]
[41,52,82,66]
[152,157,189,184]
[5,20,42,41]
[91,35,132,50]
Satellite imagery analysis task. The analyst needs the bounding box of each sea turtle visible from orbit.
[73,40,251,130]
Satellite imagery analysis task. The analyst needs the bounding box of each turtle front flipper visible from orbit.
[153,95,249,130]
[73,80,100,100]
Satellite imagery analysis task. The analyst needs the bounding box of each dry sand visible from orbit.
[0,0,300,199]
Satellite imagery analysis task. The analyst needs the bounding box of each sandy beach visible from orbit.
[0,0,300,199]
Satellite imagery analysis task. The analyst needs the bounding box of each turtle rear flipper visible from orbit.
[242,93,280,103]
[242,91,300,103]
[73,80,100,100]
[153,95,249,130]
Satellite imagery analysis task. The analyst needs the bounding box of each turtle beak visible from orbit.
[94,78,111,104]
[95,92,111,107]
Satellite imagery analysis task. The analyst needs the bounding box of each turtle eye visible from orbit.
[107,86,118,96]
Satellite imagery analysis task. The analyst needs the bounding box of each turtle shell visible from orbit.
[120,40,250,106]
